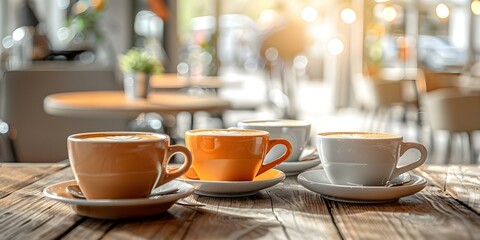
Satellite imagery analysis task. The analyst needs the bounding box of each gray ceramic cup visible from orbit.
[237,119,311,162]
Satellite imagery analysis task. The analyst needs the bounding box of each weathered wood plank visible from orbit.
[97,206,197,240]
[165,191,288,239]
[1,164,479,240]
[330,169,480,240]
[0,163,67,199]
[0,167,86,239]
[264,176,341,240]
[0,165,243,240]
[60,180,290,239]
[48,187,201,239]
[92,191,286,239]
[61,219,115,240]
[414,165,448,191]
[143,176,339,240]
[420,165,480,213]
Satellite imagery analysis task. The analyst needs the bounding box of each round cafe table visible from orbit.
[43,91,231,136]
[149,73,222,90]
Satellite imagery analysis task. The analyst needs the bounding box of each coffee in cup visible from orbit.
[316,132,427,186]
[68,131,192,199]
[185,129,292,181]
[237,119,311,162]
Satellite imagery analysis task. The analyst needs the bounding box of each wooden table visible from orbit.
[44,91,230,119]
[150,74,222,90]
[1,163,479,239]
[458,75,480,92]
[44,91,231,134]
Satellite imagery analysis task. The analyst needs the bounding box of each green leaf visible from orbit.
[118,48,164,74]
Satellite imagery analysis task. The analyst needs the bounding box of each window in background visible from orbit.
[418,1,467,72]
[1,0,133,66]
[0,1,6,46]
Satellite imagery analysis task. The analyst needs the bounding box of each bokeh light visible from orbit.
[301,6,318,23]
[56,0,70,10]
[12,28,26,41]
[177,62,189,75]
[436,3,450,19]
[472,1,480,15]
[57,27,70,41]
[327,38,344,56]
[341,8,357,24]
[258,9,278,30]
[382,6,397,22]
[2,36,14,49]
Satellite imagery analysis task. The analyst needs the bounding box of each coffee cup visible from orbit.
[68,131,192,199]
[185,129,293,181]
[316,132,427,186]
[236,119,311,162]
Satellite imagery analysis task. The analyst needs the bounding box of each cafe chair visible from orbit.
[416,68,462,152]
[423,88,480,164]
[353,73,419,136]
[0,64,128,163]
[416,68,461,93]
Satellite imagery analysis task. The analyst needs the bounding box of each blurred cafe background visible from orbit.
[0,0,479,165]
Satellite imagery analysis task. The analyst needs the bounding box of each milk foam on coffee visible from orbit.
[74,133,165,141]
[321,132,398,139]
[242,120,309,126]
[188,129,266,136]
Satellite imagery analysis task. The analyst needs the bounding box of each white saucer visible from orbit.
[179,169,285,197]
[297,170,427,203]
[274,158,321,176]
[43,180,194,219]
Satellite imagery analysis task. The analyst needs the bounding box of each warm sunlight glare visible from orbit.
[436,3,450,19]
[327,38,344,56]
[341,8,357,24]
[12,28,26,41]
[382,6,397,22]
[301,6,318,22]
[472,1,480,15]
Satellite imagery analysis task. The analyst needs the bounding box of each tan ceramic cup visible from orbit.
[68,132,192,199]
[185,129,293,181]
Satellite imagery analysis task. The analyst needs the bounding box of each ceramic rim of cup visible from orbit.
[317,131,402,140]
[185,129,270,137]
[238,119,311,127]
[68,131,168,142]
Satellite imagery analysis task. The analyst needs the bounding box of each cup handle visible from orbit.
[155,145,192,187]
[256,138,292,176]
[391,142,428,179]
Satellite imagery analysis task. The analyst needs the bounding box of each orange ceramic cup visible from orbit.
[185,129,292,181]
[68,132,192,199]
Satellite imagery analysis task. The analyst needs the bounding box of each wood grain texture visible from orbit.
[0,164,479,240]
[0,167,80,240]
[419,165,480,213]
[264,177,342,240]
[175,191,289,239]
[0,163,67,199]
[330,184,480,239]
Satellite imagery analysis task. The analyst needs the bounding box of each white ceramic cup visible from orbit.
[316,132,428,186]
[237,119,311,162]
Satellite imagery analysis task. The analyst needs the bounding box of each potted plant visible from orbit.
[118,48,164,99]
